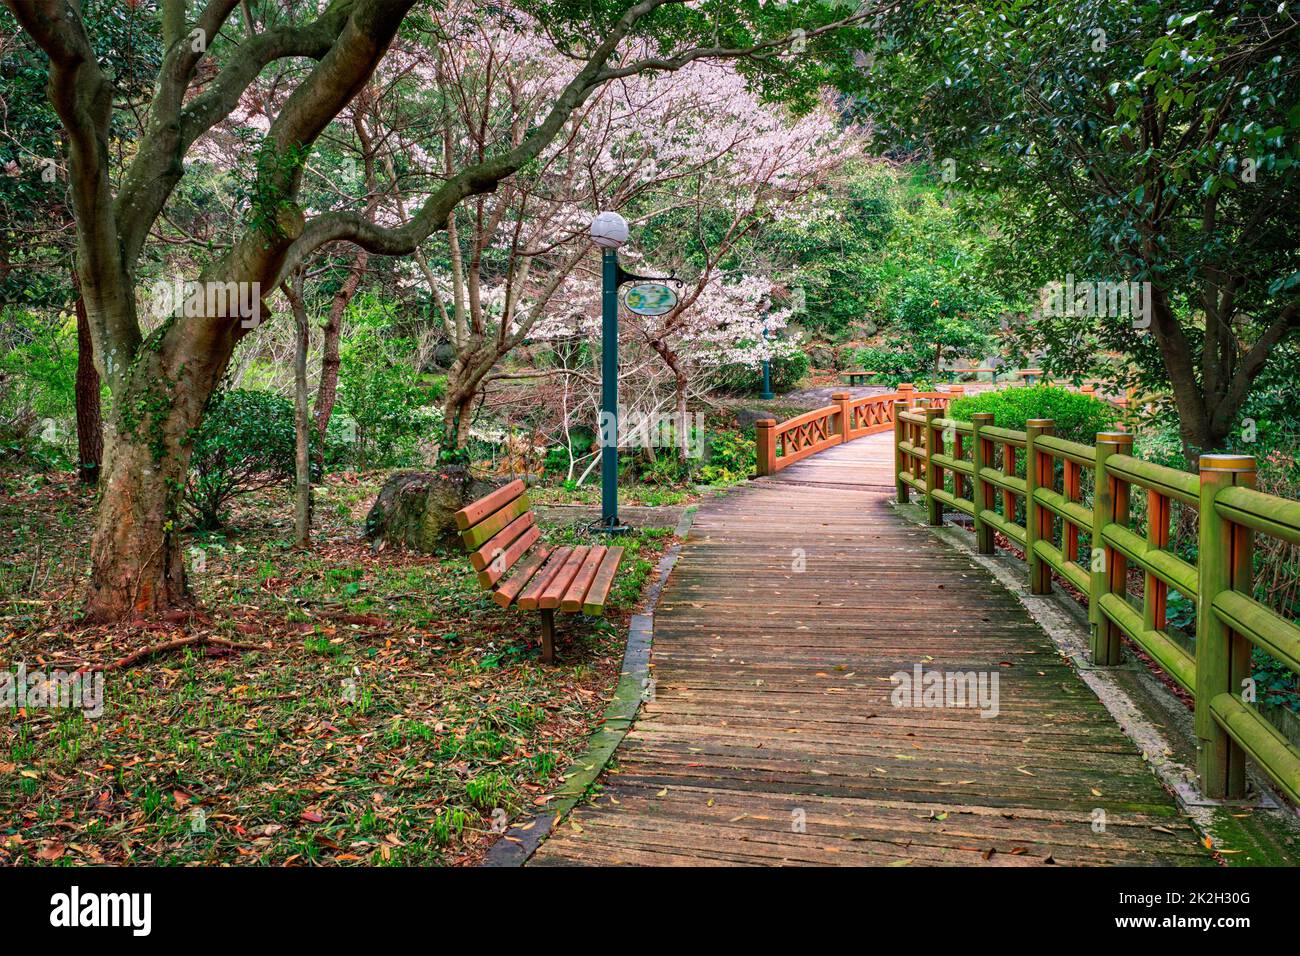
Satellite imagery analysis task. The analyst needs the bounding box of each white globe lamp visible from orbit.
[589,211,629,249]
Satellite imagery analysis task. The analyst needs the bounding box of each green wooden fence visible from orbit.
[894,399,1300,805]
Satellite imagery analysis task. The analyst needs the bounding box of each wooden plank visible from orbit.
[492,546,552,608]
[469,511,535,571]
[539,546,590,609]
[453,479,525,531]
[516,547,573,610]
[526,433,1213,868]
[581,546,625,616]
[461,494,530,550]
[560,546,608,612]
[475,525,540,589]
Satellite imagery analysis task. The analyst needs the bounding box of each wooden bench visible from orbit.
[951,366,995,381]
[842,370,884,386]
[453,479,624,663]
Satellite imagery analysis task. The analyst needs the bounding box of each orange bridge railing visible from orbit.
[755,384,963,477]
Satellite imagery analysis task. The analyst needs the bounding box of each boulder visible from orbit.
[365,466,503,553]
[431,341,457,369]
[807,345,836,369]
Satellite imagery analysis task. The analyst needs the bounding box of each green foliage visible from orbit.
[543,427,595,475]
[0,308,79,469]
[947,386,1117,445]
[698,428,756,484]
[859,1,1300,443]
[756,161,899,337]
[712,349,810,395]
[187,389,297,529]
[335,296,429,470]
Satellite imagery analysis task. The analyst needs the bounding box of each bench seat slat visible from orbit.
[476,525,540,589]
[581,547,624,616]
[492,547,552,608]
[461,495,530,549]
[516,547,573,610]
[559,547,607,612]
[538,546,591,609]
[453,479,525,531]
[469,511,535,571]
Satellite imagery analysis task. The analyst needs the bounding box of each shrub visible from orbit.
[698,427,756,484]
[543,427,595,476]
[712,349,810,395]
[846,346,912,388]
[0,307,78,470]
[849,269,1000,382]
[186,389,297,529]
[336,317,426,470]
[946,386,1117,445]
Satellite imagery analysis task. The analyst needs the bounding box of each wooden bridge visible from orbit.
[527,389,1300,866]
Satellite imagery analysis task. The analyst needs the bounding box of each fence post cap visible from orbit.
[1096,431,1134,445]
[898,382,915,390]
[1026,418,1054,427]
[970,412,995,422]
[922,406,941,418]
[755,418,776,427]
[831,391,851,401]
[1199,454,1256,473]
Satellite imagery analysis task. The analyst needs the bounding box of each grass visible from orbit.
[0,466,673,866]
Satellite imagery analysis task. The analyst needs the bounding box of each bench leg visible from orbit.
[540,609,556,664]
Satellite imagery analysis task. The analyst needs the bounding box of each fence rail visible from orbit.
[893,404,1300,805]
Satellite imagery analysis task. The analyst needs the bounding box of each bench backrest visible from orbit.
[452,479,540,589]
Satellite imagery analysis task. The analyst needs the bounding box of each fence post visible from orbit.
[832,391,852,443]
[1195,454,1257,800]
[898,382,915,407]
[1025,419,1055,595]
[755,419,776,478]
[893,401,909,503]
[1089,432,1134,665]
[970,412,995,554]
[923,406,942,526]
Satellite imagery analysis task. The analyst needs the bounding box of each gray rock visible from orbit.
[365,466,503,553]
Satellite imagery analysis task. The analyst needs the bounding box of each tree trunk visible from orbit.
[440,350,496,455]
[84,431,192,622]
[73,284,102,485]
[674,371,690,463]
[288,276,312,548]
[81,308,237,624]
[313,251,367,464]
[442,389,475,451]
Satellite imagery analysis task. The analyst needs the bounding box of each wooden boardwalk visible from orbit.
[529,434,1212,866]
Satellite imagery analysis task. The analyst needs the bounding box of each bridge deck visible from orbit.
[529,434,1211,866]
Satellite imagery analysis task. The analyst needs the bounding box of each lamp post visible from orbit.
[589,212,632,534]
[759,318,775,400]
[588,211,681,534]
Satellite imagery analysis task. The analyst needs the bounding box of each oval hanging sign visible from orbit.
[622,282,678,316]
